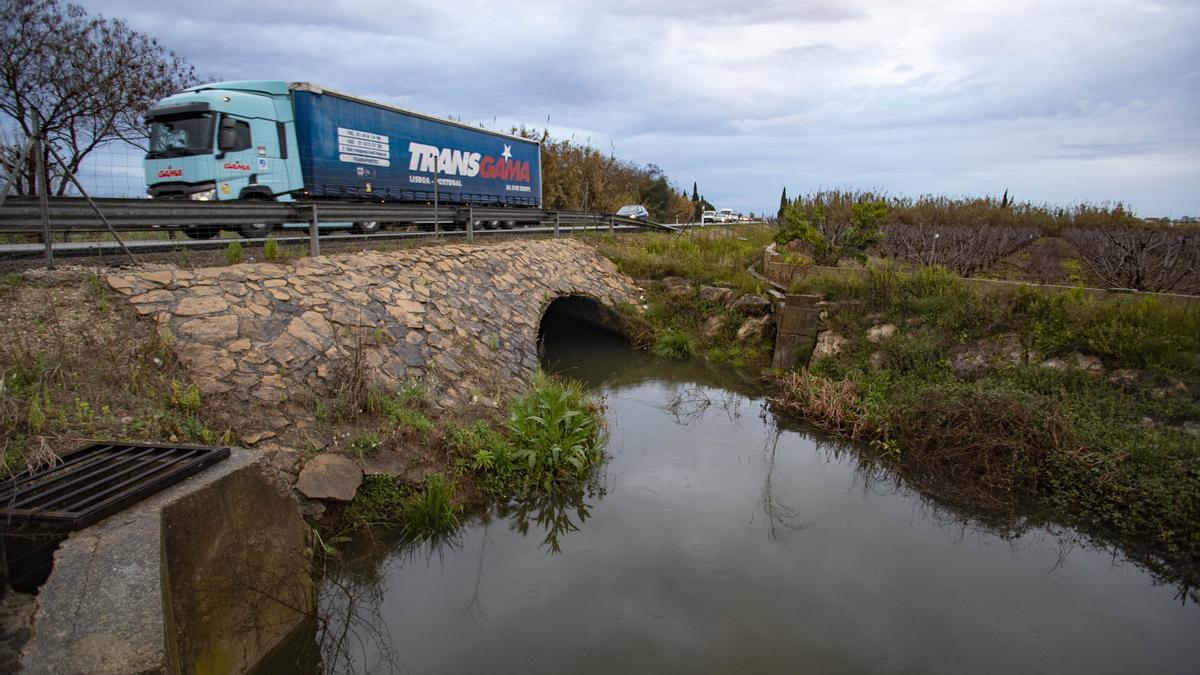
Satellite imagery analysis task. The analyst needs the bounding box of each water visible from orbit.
[307,321,1200,674]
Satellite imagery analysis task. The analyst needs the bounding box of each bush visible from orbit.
[263,237,280,261]
[224,240,243,265]
[776,191,886,266]
[505,373,604,488]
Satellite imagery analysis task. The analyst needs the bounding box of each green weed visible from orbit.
[224,241,244,265]
[263,237,280,261]
[653,330,696,360]
[402,474,461,538]
[505,373,603,489]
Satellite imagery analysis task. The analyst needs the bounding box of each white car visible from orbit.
[701,210,718,223]
[718,208,736,223]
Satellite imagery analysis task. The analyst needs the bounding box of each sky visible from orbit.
[77,0,1199,217]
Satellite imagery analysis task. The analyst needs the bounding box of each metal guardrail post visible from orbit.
[308,204,320,257]
[439,152,444,239]
[466,205,473,241]
[608,214,614,235]
[33,111,53,269]
[554,211,560,237]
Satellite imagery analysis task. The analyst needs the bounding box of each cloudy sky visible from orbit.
[81,0,1199,216]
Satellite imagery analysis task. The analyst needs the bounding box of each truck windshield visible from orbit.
[147,113,214,159]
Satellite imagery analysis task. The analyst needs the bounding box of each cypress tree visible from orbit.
[778,187,788,221]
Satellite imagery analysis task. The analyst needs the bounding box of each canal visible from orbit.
[303,317,1200,673]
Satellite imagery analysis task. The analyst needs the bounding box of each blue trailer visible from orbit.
[142,81,542,238]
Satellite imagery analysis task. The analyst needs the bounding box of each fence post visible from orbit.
[554,211,560,238]
[466,205,474,242]
[608,213,614,235]
[432,154,439,238]
[32,111,53,269]
[308,204,320,257]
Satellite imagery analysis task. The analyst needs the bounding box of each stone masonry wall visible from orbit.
[106,239,641,417]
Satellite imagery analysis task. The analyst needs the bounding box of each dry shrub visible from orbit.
[884,384,1077,505]
[770,371,870,438]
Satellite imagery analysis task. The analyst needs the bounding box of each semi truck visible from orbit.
[143,81,542,238]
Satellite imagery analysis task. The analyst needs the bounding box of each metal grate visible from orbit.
[0,442,230,533]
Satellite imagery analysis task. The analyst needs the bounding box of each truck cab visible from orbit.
[145,81,309,237]
[145,81,302,204]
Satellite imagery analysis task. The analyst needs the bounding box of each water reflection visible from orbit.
[293,319,1200,674]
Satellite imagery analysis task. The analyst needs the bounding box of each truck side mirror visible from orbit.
[218,116,239,152]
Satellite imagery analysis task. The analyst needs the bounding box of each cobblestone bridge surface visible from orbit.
[107,239,640,428]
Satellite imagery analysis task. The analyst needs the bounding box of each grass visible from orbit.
[652,330,696,360]
[587,223,774,291]
[401,474,461,537]
[0,278,229,475]
[590,224,778,369]
[774,264,1200,586]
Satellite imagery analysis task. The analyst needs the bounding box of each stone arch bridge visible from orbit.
[107,239,641,430]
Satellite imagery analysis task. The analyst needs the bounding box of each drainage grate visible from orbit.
[0,442,230,533]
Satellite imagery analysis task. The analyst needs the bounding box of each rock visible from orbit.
[701,315,725,339]
[736,315,773,340]
[177,314,240,344]
[296,454,362,501]
[730,294,771,316]
[1073,353,1104,376]
[698,285,735,303]
[1107,368,1145,390]
[869,351,886,370]
[812,331,846,360]
[1041,352,1104,376]
[129,289,174,304]
[240,430,275,445]
[865,323,897,343]
[662,277,693,297]
[1040,357,1067,370]
[949,350,990,380]
[174,296,229,316]
[949,334,1029,380]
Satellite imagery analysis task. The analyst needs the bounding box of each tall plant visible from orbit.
[775,191,886,266]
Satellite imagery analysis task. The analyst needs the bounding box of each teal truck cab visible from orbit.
[145,80,305,238]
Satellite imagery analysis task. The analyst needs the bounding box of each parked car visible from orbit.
[701,210,718,223]
[616,204,650,221]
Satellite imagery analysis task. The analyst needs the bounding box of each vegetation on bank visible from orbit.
[0,273,229,474]
[586,225,779,367]
[334,372,605,541]
[775,265,1200,582]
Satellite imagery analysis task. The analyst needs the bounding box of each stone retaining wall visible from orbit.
[107,239,641,414]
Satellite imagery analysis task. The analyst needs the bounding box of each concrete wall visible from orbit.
[21,449,312,674]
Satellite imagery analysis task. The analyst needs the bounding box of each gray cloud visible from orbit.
[76,0,1200,216]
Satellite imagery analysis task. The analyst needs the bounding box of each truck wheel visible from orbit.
[183,225,219,239]
[238,222,272,238]
[351,221,380,234]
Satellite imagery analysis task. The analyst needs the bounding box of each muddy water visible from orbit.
[306,322,1200,674]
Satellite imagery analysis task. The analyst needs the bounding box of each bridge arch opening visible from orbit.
[537,295,628,368]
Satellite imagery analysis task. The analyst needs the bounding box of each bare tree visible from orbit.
[0,0,200,195]
[879,196,1041,276]
[1063,224,1200,292]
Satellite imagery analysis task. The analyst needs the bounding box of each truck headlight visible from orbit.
[189,189,216,201]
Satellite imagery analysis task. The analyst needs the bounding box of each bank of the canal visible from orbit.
[287,312,1200,673]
